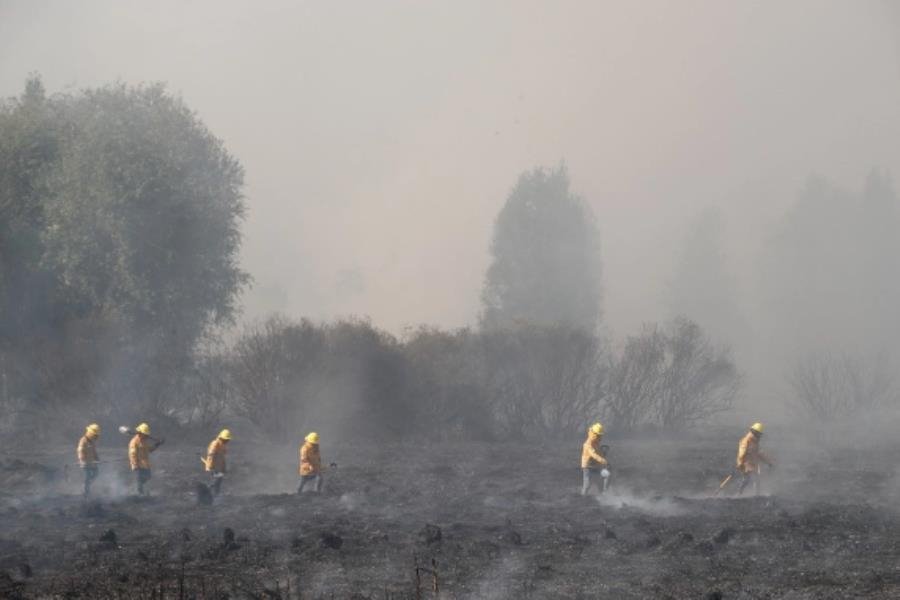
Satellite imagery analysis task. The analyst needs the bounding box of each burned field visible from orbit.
[1,435,899,599]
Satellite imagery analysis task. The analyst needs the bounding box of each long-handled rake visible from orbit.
[712,471,734,497]
[713,469,736,497]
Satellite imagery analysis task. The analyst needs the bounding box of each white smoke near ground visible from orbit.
[592,487,690,517]
[338,492,364,511]
[465,554,527,600]
[93,468,133,500]
[303,562,348,597]
[482,495,515,510]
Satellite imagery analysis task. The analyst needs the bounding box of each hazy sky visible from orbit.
[3,1,900,336]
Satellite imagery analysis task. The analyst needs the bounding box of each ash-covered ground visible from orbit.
[1,433,899,599]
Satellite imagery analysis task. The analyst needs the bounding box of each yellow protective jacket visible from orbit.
[581,432,608,469]
[77,435,99,466]
[128,434,153,470]
[299,441,321,476]
[205,438,227,473]
[737,431,771,473]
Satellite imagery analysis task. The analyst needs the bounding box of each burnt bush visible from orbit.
[788,351,898,422]
[402,327,494,441]
[604,318,740,431]
[477,324,605,438]
[5,308,739,443]
[226,316,409,442]
[403,323,604,439]
[319,319,409,439]
[217,315,735,441]
[224,318,607,441]
[227,316,326,441]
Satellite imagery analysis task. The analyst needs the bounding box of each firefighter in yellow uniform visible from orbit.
[298,432,323,493]
[203,429,231,496]
[581,422,609,495]
[77,423,101,497]
[736,422,773,495]
[128,423,160,496]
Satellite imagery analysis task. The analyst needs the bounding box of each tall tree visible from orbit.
[0,77,60,344]
[480,165,602,331]
[40,82,247,345]
[0,77,248,419]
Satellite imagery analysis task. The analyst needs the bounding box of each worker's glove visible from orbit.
[600,469,611,479]
[212,472,225,479]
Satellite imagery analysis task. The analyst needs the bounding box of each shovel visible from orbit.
[118,425,165,448]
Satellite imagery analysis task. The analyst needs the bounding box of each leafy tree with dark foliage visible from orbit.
[481,165,602,332]
[0,76,247,427]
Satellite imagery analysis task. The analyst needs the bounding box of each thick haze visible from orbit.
[3,0,900,338]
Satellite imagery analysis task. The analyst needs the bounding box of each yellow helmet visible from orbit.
[589,422,604,436]
[750,422,764,434]
[86,423,101,437]
[218,429,232,441]
[305,432,320,444]
[135,423,151,435]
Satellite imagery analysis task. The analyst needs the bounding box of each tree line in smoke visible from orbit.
[1,76,892,442]
[669,171,900,422]
[199,314,738,442]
